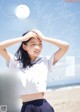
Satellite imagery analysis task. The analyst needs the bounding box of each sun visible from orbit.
[15,4,30,19]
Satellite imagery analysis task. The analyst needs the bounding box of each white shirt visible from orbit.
[7,54,54,95]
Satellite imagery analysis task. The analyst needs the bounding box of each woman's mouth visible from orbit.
[34,51,40,54]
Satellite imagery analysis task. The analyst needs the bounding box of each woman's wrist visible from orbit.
[42,37,49,41]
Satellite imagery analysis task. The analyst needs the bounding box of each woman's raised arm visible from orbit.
[0,32,37,62]
[32,29,69,64]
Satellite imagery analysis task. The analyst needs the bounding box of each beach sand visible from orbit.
[45,85,80,112]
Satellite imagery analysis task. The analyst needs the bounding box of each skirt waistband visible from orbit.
[23,99,47,106]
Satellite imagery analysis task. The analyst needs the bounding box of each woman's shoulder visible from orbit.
[7,55,22,68]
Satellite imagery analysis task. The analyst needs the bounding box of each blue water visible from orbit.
[47,82,80,90]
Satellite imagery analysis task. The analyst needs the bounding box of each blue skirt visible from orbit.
[21,99,55,112]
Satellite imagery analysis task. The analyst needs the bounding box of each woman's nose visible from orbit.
[35,45,40,49]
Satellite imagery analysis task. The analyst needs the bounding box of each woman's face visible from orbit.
[23,37,43,61]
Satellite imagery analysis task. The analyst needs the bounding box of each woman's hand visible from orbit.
[32,29,45,41]
[22,31,38,41]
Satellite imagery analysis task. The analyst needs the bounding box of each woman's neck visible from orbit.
[30,56,38,62]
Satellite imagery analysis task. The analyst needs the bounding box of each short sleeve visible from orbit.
[6,55,17,69]
[46,54,54,71]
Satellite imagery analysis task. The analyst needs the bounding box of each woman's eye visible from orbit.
[32,44,36,45]
[39,43,42,46]
[40,43,42,45]
[29,43,42,46]
[30,43,36,46]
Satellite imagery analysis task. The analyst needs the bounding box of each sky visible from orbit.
[0,0,80,85]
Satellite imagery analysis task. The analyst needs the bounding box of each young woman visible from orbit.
[0,29,69,112]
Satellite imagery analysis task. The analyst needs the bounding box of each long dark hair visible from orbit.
[15,31,33,68]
